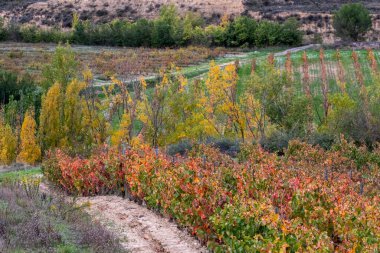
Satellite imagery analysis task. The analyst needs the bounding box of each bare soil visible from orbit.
[76,195,208,253]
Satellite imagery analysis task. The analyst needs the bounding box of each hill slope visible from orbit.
[1,0,379,43]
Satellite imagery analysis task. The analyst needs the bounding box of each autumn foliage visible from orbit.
[18,110,41,164]
[43,142,380,252]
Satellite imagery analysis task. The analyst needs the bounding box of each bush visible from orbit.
[260,131,291,153]
[207,138,240,157]
[333,3,372,41]
[279,18,303,46]
[307,132,335,150]
[167,140,193,156]
[0,69,39,106]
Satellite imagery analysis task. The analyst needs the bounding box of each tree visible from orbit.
[111,112,131,148]
[225,16,257,47]
[39,83,63,151]
[18,110,41,165]
[280,18,303,46]
[151,5,181,47]
[110,76,142,147]
[42,44,78,90]
[138,75,167,147]
[165,73,216,144]
[204,62,246,141]
[62,79,86,149]
[0,119,17,165]
[333,3,372,42]
[0,18,7,41]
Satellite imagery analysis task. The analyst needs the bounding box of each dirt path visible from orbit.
[77,196,208,253]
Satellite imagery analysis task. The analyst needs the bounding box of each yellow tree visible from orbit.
[81,69,109,148]
[205,61,246,141]
[111,112,131,147]
[18,111,41,165]
[0,120,17,165]
[137,74,170,147]
[165,73,217,144]
[110,76,142,148]
[62,79,86,149]
[39,82,63,151]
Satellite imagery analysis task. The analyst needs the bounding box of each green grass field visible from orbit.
[0,167,42,183]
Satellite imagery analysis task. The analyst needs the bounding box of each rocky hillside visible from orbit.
[243,0,380,43]
[1,0,379,43]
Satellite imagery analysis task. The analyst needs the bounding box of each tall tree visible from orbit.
[39,83,63,151]
[18,110,41,165]
[0,119,17,165]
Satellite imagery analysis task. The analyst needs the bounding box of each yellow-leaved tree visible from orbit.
[18,110,41,165]
[109,76,141,148]
[204,61,246,141]
[0,118,17,165]
[165,72,217,144]
[62,79,86,150]
[39,82,63,151]
[111,112,131,147]
[137,74,170,147]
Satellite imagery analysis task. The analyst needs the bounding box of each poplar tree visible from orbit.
[18,110,41,164]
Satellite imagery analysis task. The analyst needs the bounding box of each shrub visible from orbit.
[279,18,303,46]
[167,140,193,156]
[260,131,291,153]
[0,69,37,105]
[333,3,372,41]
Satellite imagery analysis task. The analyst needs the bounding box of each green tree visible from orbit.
[225,16,257,47]
[134,19,153,47]
[151,5,181,47]
[280,18,303,46]
[42,44,78,90]
[255,21,281,47]
[0,18,7,41]
[333,3,372,41]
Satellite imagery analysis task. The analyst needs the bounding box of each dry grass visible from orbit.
[0,43,226,81]
[0,178,125,253]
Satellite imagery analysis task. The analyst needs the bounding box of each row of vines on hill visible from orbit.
[43,141,380,252]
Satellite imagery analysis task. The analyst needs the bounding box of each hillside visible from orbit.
[1,0,380,43]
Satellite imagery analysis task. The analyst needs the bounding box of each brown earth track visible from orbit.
[76,195,208,253]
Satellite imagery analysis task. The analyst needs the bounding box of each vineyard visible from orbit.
[1,43,380,252]
[43,141,380,252]
[1,1,380,251]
